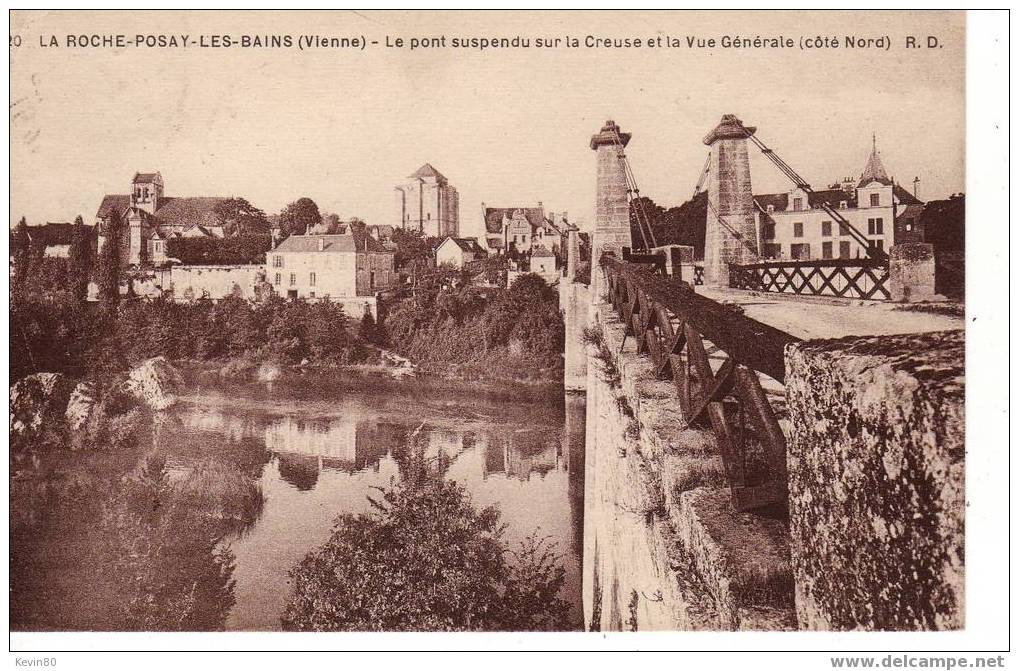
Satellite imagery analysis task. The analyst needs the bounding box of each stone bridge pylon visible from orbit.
[702,114,760,286]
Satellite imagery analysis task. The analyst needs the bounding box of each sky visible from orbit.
[10,10,965,239]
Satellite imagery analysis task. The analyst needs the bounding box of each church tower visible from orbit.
[131,172,164,215]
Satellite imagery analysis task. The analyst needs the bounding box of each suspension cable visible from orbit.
[610,129,658,250]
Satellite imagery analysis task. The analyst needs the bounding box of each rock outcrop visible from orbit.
[123,357,184,411]
[10,373,74,446]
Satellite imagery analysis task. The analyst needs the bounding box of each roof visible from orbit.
[858,143,892,187]
[96,194,132,220]
[484,206,546,234]
[753,189,856,213]
[133,172,161,183]
[531,244,555,257]
[896,203,924,222]
[273,232,391,254]
[437,237,486,254]
[408,163,448,182]
[893,184,923,206]
[153,196,229,230]
[95,195,229,237]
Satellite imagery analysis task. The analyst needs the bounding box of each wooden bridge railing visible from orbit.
[601,255,801,512]
[728,258,890,300]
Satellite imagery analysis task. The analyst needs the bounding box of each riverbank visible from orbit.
[182,356,565,406]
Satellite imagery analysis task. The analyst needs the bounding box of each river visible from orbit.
[10,372,586,632]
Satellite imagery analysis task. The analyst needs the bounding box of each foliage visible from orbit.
[68,215,92,302]
[382,272,564,382]
[281,475,568,631]
[165,234,272,266]
[631,192,708,257]
[390,228,436,270]
[96,210,123,306]
[12,217,31,294]
[278,197,321,237]
[11,292,375,385]
[213,197,271,237]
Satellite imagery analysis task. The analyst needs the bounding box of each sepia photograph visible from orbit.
[5,7,1010,662]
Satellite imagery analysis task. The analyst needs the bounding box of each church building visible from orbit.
[95,172,230,267]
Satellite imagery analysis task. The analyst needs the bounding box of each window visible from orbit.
[867,218,884,235]
[309,292,315,299]
[821,221,832,237]
[793,222,804,238]
[839,241,851,259]
[762,243,782,259]
[870,239,885,252]
[310,272,316,287]
[766,204,775,213]
[790,243,810,260]
[792,197,803,212]
[370,270,376,291]
[839,201,848,209]
[273,255,283,268]
[839,222,849,235]
[290,273,296,286]
[274,273,281,286]
[870,193,880,207]
[822,241,833,259]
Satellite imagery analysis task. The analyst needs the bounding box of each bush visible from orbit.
[165,235,272,266]
[380,272,564,381]
[281,476,568,631]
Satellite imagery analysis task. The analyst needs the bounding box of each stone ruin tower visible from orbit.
[589,120,633,296]
[703,114,759,286]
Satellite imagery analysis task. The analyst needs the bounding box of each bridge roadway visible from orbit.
[694,287,964,341]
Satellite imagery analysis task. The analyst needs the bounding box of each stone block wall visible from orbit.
[888,242,937,302]
[784,330,964,630]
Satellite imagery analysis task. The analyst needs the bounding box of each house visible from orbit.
[95,172,230,267]
[434,236,487,269]
[530,245,557,276]
[482,202,569,255]
[266,232,396,316]
[752,138,923,260]
[394,164,460,238]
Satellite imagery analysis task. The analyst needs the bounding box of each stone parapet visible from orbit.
[582,301,795,631]
[784,330,964,630]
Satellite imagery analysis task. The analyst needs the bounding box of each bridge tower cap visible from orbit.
[703,114,756,145]
[591,119,631,150]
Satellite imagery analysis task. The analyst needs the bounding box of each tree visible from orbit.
[11,217,31,294]
[214,198,271,237]
[68,215,91,302]
[96,210,123,307]
[281,474,568,631]
[278,198,322,237]
[390,228,433,270]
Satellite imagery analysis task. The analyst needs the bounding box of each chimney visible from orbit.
[318,238,325,252]
[913,176,921,199]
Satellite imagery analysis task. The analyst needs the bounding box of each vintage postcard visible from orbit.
[6,7,1008,661]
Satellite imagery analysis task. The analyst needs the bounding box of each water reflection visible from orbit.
[10,380,587,632]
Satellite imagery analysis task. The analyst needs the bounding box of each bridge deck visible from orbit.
[694,287,964,341]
